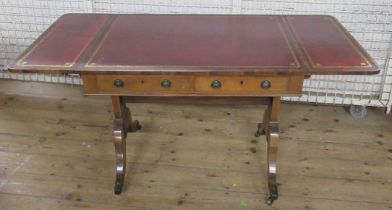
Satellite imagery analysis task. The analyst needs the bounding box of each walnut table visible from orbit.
[8,14,379,205]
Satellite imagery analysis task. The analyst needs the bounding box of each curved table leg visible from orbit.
[111,96,141,195]
[113,118,126,194]
[256,97,280,205]
[265,123,279,205]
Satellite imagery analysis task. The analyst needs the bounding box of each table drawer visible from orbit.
[82,74,304,96]
[194,76,291,94]
[91,75,192,93]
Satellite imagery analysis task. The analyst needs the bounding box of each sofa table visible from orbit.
[8,14,379,205]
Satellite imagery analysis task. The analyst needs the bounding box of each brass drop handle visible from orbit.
[211,80,221,89]
[261,80,271,89]
[113,79,124,88]
[161,79,171,88]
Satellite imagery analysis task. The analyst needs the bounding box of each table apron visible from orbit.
[81,74,304,97]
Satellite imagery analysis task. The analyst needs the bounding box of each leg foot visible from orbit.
[114,178,123,195]
[124,107,141,132]
[129,120,141,132]
[265,196,273,205]
[265,185,278,205]
[256,108,270,138]
[255,123,264,137]
[349,105,367,119]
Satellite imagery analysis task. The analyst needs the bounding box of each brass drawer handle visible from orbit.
[211,80,221,89]
[261,80,271,89]
[161,79,171,88]
[113,79,124,88]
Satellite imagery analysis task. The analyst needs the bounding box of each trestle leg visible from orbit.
[111,96,141,194]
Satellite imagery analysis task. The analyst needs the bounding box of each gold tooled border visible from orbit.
[16,16,106,68]
[286,16,372,69]
[85,15,300,69]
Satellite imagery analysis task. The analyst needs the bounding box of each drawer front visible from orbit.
[94,75,192,93]
[194,76,289,94]
[82,74,304,96]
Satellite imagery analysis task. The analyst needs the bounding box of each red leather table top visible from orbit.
[8,14,379,75]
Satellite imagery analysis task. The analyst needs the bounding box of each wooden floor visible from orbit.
[0,80,391,210]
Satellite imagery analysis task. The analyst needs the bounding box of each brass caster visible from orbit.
[255,123,265,137]
[255,131,262,137]
[114,178,123,195]
[265,185,278,205]
[129,120,141,132]
[255,129,265,137]
[349,105,367,119]
[265,196,274,205]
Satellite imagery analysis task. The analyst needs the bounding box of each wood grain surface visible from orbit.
[1,80,391,210]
